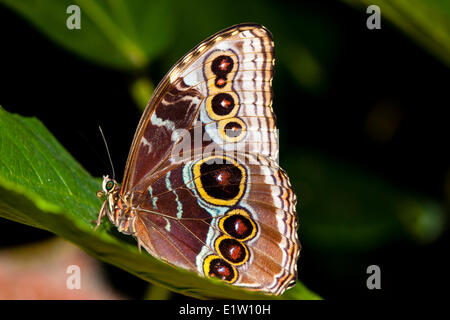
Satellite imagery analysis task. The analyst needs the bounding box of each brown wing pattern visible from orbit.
[117,24,300,295]
[122,23,278,193]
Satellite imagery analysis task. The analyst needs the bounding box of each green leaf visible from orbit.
[0,106,320,300]
[145,283,173,300]
[130,77,154,112]
[343,0,450,67]
[0,0,174,70]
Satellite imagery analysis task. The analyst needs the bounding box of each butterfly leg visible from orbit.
[94,200,109,230]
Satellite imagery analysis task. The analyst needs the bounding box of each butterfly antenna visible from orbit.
[98,126,116,180]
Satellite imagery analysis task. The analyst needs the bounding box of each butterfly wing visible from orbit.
[122,23,278,192]
[121,24,300,295]
[132,152,298,294]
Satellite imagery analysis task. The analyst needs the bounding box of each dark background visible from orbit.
[0,0,448,300]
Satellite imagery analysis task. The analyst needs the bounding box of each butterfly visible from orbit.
[96,23,300,295]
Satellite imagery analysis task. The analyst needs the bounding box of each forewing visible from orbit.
[132,152,299,294]
[122,23,277,193]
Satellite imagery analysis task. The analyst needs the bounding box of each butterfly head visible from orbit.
[97,175,119,199]
[95,175,121,230]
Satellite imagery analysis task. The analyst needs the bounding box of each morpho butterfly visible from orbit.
[96,23,300,295]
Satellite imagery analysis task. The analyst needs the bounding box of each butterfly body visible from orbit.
[97,23,300,295]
